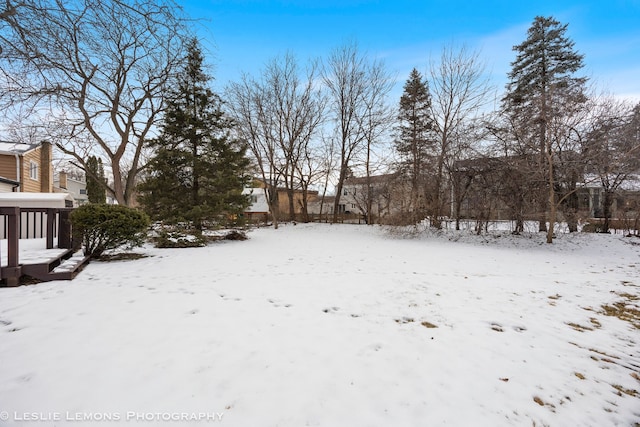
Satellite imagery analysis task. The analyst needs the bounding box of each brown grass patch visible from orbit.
[600,292,640,329]
[532,396,556,411]
[567,322,593,332]
[611,384,639,398]
[421,321,437,328]
[589,317,602,328]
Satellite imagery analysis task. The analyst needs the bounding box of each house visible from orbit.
[242,186,270,223]
[577,174,640,219]
[340,173,407,223]
[244,179,319,222]
[452,156,640,227]
[0,176,20,193]
[0,140,53,193]
[54,171,89,207]
[307,195,335,216]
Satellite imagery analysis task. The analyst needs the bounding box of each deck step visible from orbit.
[20,250,91,282]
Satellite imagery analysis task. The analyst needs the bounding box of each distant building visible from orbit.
[243,179,319,222]
[53,171,89,207]
[0,140,53,193]
[243,186,270,222]
[340,173,408,223]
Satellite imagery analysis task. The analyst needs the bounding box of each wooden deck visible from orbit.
[0,207,90,286]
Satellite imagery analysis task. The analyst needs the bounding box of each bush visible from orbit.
[71,204,150,258]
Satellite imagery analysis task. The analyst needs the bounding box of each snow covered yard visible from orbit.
[0,223,639,427]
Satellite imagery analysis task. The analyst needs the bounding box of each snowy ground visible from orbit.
[0,223,639,427]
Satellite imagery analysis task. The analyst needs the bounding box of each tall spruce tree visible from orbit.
[138,38,251,230]
[503,16,587,241]
[85,155,106,204]
[395,68,434,224]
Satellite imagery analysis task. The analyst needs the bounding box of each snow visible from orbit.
[1,238,67,267]
[0,193,74,208]
[1,223,639,426]
[0,142,35,154]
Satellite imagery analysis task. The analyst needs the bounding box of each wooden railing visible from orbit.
[0,207,73,286]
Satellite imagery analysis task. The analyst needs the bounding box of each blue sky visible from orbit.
[183,0,640,102]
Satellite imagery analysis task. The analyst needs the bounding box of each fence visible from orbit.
[244,212,367,225]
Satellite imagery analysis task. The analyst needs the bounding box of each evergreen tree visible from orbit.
[395,68,434,224]
[85,155,106,204]
[138,38,251,230]
[503,16,587,241]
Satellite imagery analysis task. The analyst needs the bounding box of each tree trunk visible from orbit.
[265,186,279,230]
[301,187,309,222]
[546,152,555,243]
[287,187,295,221]
[332,166,347,223]
[602,190,613,233]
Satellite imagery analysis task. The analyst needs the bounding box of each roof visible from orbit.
[0,176,20,186]
[0,141,39,155]
[344,173,400,185]
[582,174,640,191]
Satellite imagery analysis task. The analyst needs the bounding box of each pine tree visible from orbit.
[85,155,106,204]
[138,38,251,230]
[503,16,587,241]
[395,68,434,224]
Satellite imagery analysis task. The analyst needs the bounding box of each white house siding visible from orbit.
[243,187,270,213]
[0,182,15,192]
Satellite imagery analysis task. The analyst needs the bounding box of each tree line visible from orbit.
[1,2,638,241]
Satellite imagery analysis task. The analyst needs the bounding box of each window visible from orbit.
[29,161,38,180]
[79,189,87,195]
[250,195,258,203]
[343,189,349,196]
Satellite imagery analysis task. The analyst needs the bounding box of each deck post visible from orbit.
[58,209,72,249]
[1,207,21,286]
[46,208,56,249]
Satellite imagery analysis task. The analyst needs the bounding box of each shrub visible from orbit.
[71,204,150,258]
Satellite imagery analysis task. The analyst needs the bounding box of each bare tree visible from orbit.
[315,135,339,220]
[322,42,394,223]
[0,0,190,206]
[295,135,333,222]
[226,53,325,225]
[265,54,325,221]
[427,44,492,228]
[357,58,395,225]
[227,74,283,228]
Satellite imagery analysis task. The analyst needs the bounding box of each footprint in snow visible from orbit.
[268,299,292,308]
[491,323,504,332]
